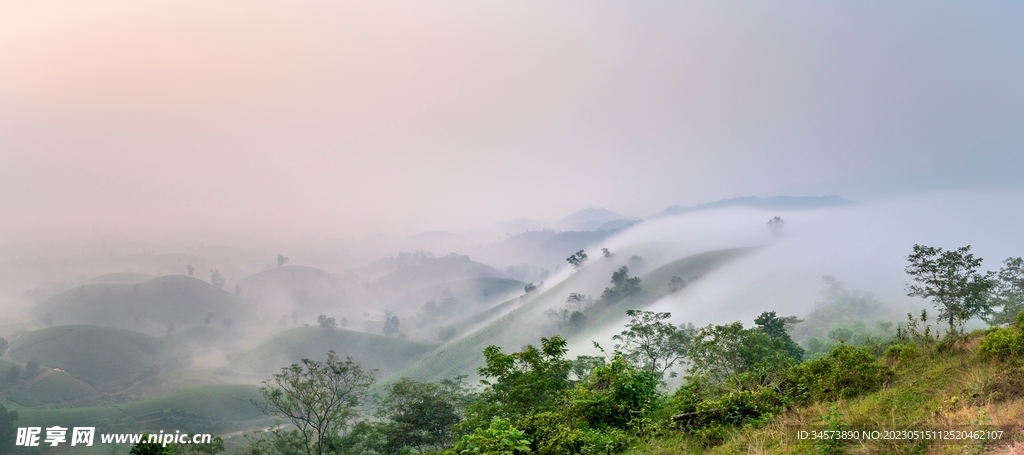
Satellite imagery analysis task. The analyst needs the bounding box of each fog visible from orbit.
[1,0,1023,440]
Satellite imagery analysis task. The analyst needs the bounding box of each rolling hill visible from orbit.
[11,384,268,435]
[388,247,754,383]
[224,326,438,380]
[36,275,256,335]
[8,325,190,395]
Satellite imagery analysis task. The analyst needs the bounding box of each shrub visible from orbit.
[561,356,660,430]
[883,343,921,366]
[786,344,890,403]
[519,412,630,455]
[448,418,531,455]
[978,327,1024,361]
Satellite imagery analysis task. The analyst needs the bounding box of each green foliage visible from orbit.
[754,311,804,361]
[566,250,589,271]
[129,435,176,455]
[814,405,849,455]
[0,403,16,454]
[465,336,572,432]
[988,257,1024,325]
[883,343,921,366]
[687,322,791,385]
[255,350,376,455]
[785,344,890,403]
[517,412,630,455]
[612,310,693,379]
[978,326,1024,361]
[561,355,660,430]
[448,418,531,455]
[600,266,641,303]
[373,376,471,453]
[905,244,994,336]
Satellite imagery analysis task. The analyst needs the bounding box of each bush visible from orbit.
[561,356,660,431]
[786,344,890,403]
[979,327,1024,361]
[883,343,921,365]
[448,418,531,455]
[519,412,630,455]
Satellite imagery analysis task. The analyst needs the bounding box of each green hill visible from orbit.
[36,275,256,334]
[12,384,267,435]
[8,325,189,395]
[225,326,438,379]
[389,248,753,383]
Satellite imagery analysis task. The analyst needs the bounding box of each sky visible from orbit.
[2,1,1023,242]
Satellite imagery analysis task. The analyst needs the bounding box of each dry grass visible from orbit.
[635,333,1024,454]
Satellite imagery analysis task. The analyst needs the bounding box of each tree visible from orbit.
[0,403,17,454]
[317,314,337,329]
[373,377,469,453]
[565,293,587,310]
[628,255,645,271]
[473,336,572,422]
[753,311,804,361]
[4,366,20,387]
[905,244,995,336]
[601,248,612,258]
[0,338,8,357]
[186,264,195,276]
[383,314,401,337]
[24,359,39,378]
[278,255,290,267]
[612,310,693,380]
[767,216,785,237]
[668,276,685,293]
[210,269,225,288]
[600,266,641,303]
[566,250,588,270]
[255,351,376,455]
[687,322,791,385]
[988,257,1024,325]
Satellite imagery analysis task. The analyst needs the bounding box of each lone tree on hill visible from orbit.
[278,255,290,267]
[317,314,337,329]
[566,250,588,270]
[210,269,225,288]
[905,244,994,336]
[767,216,785,238]
[186,264,195,276]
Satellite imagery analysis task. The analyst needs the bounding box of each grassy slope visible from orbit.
[37,275,256,333]
[640,334,1024,455]
[225,326,438,379]
[390,248,753,383]
[10,384,267,433]
[8,325,189,394]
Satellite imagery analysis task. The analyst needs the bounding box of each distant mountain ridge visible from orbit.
[651,195,855,218]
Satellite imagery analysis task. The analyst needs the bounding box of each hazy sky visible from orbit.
[2,1,1022,240]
